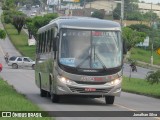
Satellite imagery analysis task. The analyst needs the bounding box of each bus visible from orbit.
[35,16,124,104]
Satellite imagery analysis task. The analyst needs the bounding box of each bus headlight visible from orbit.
[109,77,122,85]
[57,75,76,85]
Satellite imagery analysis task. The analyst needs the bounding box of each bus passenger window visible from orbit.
[46,31,50,53]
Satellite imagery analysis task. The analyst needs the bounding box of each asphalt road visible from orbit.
[0,10,160,120]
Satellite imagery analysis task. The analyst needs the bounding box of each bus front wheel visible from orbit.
[105,96,115,104]
[51,93,59,103]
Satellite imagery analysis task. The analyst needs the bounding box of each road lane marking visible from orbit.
[96,98,160,120]
[115,104,160,120]
[115,103,136,111]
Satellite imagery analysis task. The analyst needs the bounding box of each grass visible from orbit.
[130,47,160,65]
[3,23,36,60]
[122,76,160,98]
[0,78,53,120]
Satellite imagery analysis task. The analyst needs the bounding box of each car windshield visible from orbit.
[59,29,122,69]
[28,58,34,62]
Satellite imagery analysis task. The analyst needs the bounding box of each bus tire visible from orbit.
[40,88,47,97]
[105,96,115,104]
[51,93,59,103]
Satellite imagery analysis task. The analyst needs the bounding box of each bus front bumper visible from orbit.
[55,78,122,97]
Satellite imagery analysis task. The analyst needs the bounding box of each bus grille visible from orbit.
[75,81,107,85]
[69,87,112,94]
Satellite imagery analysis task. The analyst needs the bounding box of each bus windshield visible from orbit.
[59,29,122,69]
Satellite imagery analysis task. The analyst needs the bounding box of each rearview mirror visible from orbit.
[53,36,59,51]
[123,40,127,55]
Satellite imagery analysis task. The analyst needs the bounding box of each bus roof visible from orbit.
[38,16,121,33]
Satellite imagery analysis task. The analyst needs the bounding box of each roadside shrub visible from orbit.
[146,70,160,84]
[0,29,6,39]
[4,15,12,24]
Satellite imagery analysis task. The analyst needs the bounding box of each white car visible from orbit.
[30,13,36,16]
[8,56,35,69]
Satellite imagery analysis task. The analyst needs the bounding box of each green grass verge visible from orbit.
[3,23,35,60]
[130,47,160,65]
[0,79,53,120]
[122,76,160,98]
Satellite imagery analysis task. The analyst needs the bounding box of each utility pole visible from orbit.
[115,0,124,27]
[121,0,124,27]
[84,0,86,8]
[150,2,153,65]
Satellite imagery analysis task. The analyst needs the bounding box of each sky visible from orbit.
[139,0,160,3]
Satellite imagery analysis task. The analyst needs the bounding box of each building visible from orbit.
[85,0,117,15]
[138,3,160,17]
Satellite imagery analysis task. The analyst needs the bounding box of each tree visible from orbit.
[25,13,58,38]
[3,10,27,34]
[129,24,160,50]
[122,27,146,51]
[13,15,25,34]
[113,3,121,20]
[129,24,151,34]
[143,11,159,22]
[2,0,16,10]
[91,10,105,19]
[113,0,142,20]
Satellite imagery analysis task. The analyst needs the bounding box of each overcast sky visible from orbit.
[139,0,160,3]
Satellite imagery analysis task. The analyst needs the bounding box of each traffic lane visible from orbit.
[0,67,36,93]
[0,36,21,57]
[123,63,151,79]
[0,68,158,120]
[1,67,160,112]
[0,67,127,111]
[115,92,160,111]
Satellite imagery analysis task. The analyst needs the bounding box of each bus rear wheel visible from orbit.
[105,96,115,104]
[51,93,60,103]
[40,88,47,97]
[39,79,47,97]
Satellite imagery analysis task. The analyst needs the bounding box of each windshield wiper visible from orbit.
[92,45,108,70]
[94,52,108,71]
[76,45,108,71]
[76,55,90,69]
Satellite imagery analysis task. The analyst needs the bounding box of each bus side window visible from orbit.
[46,30,50,53]
[36,34,41,53]
[40,33,42,53]
[47,30,51,52]
[49,29,53,52]
[43,31,47,53]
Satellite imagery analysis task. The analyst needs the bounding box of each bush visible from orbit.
[91,10,105,19]
[146,70,160,84]
[0,29,6,39]
[4,15,12,24]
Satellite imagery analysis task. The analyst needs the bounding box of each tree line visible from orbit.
[2,0,160,51]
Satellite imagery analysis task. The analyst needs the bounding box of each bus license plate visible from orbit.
[85,88,96,92]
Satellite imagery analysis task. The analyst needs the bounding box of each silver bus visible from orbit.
[35,16,123,104]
